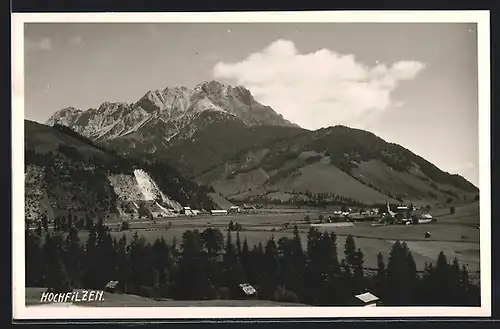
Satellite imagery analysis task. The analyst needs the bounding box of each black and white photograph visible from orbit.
[12,11,491,319]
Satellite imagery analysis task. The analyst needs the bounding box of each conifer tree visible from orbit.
[352,248,365,294]
[25,230,45,287]
[201,227,224,261]
[44,233,71,293]
[41,213,49,233]
[373,252,387,302]
[114,234,131,293]
[262,237,280,300]
[64,226,84,288]
[82,226,98,288]
[240,238,250,274]
[386,241,417,305]
[223,230,244,297]
[386,240,406,305]
[344,234,357,268]
[172,230,208,300]
[236,231,242,255]
[291,226,306,296]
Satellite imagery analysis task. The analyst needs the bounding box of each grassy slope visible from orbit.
[24,120,216,222]
[25,120,116,162]
[25,120,124,220]
[25,288,306,307]
[191,125,478,206]
[55,113,478,207]
[207,192,235,209]
[163,121,307,177]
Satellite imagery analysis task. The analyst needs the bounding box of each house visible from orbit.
[104,280,122,294]
[229,206,241,213]
[237,283,257,299]
[211,209,228,216]
[180,207,191,215]
[353,292,379,307]
[180,207,197,216]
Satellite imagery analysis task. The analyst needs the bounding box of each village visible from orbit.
[134,202,437,228]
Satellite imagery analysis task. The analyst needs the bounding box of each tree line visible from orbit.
[26,219,480,306]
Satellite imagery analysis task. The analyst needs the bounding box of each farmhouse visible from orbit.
[229,206,241,213]
[352,292,379,307]
[211,209,228,216]
[237,283,257,299]
[104,280,122,294]
[180,206,197,216]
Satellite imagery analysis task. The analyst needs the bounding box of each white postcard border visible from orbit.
[12,10,491,319]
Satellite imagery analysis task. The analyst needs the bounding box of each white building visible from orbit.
[353,292,379,307]
[211,209,228,216]
[181,207,197,216]
[229,206,241,213]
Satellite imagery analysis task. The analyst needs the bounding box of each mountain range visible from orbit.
[29,80,478,221]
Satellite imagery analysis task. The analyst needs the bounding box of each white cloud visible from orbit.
[213,39,426,130]
[70,36,84,46]
[25,37,52,51]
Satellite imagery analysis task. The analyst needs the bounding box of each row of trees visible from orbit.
[26,220,480,306]
[229,191,365,209]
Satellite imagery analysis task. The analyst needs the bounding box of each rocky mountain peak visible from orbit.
[46,80,299,143]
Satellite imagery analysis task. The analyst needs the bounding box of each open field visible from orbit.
[82,228,478,272]
[25,288,306,307]
[69,202,480,273]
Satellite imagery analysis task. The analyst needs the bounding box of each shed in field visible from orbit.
[104,280,122,294]
[229,206,241,213]
[211,209,228,216]
[180,207,197,216]
[352,292,379,307]
[237,283,258,299]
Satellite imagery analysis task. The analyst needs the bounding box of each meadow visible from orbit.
[77,202,481,273]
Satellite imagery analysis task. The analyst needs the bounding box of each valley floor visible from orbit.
[74,202,481,274]
[26,202,481,274]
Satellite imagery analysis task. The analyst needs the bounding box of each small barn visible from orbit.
[352,292,379,307]
[104,280,122,294]
[180,207,197,216]
[236,283,258,299]
[229,206,241,213]
[211,209,228,216]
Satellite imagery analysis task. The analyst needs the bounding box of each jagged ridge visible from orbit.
[46,81,298,144]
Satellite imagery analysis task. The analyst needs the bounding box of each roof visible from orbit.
[211,209,227,212]
[239,283,257,295]
[354,292,379,304]
[105,280,119,289]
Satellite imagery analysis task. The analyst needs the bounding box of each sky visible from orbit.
[24,22,479,186]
